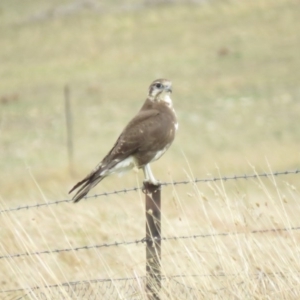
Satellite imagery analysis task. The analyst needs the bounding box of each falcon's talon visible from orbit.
[142,180,161,194]
[143,179,161,186]
[69,79,177,203]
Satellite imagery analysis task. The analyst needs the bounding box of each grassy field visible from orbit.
[1,0,300,298]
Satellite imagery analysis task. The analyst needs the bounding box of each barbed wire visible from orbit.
[0,275,142,295]
[168,269,300,295]
[1,225,299,261]
[0,169,299,214]
[0,237,144,261]
[0,187,141,214]
[2,270,300,296]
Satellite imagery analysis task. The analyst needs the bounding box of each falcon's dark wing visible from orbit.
[69,109,161,202]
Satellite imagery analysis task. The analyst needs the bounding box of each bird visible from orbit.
[69,78,178,203]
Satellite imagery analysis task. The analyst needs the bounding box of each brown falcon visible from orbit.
[69,79,178,203]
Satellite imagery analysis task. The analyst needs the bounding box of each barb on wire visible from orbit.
[1,225,300,261]
[0,169,299,214]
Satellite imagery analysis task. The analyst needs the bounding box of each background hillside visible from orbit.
[0,0,300,298]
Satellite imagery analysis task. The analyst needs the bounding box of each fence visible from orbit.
[1,169,300,299]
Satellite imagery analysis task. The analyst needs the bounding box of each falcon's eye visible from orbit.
[155,83,162,89]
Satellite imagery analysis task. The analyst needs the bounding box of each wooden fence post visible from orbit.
[64,85,74,175]
[144,182,161,300]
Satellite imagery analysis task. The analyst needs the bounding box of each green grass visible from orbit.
[0,0,300,298]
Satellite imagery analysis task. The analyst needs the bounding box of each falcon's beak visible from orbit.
[165,86,172,93]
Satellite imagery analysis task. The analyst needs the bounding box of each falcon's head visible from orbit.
[148,79,172,104]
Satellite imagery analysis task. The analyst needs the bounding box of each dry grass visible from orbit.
[0,0,300,298]
[1,173,300,299]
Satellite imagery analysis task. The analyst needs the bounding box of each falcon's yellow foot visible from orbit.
[142,179,161,194]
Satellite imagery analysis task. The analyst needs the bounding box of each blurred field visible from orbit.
[0,0,300,298]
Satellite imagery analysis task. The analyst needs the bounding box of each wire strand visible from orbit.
[0,169,298,214]
[1,225,299,261]
[2,270,300,295]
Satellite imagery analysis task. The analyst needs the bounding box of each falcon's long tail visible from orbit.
[69,173,105,203]
[69,156,135,203]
